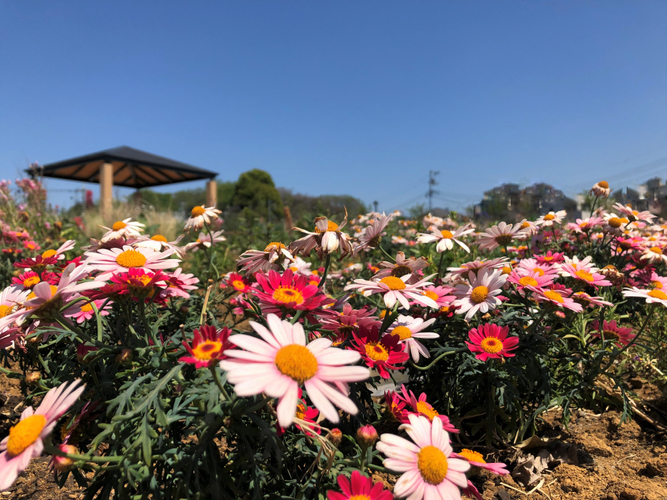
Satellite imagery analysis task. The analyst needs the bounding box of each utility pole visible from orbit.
[426,170,440,212]
[373,200,378,213]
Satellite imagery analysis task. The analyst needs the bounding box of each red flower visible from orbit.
[349,325,408,379]
[12,271,58,290]
[590,320,635,347]
[384,389,408,421]
[319,304,381,345]
[226,272,252,294]
[253,269,333,314]
[327,470,393,500]
[397,385,459,433]
[14,254,58,273]
[466,324,519,362]
[277,389,320,436]
[179,325,232,368]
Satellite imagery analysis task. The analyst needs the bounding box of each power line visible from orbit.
[426,170,440,211]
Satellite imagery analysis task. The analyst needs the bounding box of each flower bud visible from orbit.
[356,424,378,448]
[329,428,342,447]
[115,348,132,364]
[25,371,41,384]
[77,344,98,364]
[52,444,77,472]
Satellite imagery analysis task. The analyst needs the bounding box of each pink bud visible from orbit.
[356,424,378,447]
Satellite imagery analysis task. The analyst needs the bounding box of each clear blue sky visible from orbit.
[1,1,666,213]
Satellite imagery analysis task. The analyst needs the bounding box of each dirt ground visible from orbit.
[3,372,667,499]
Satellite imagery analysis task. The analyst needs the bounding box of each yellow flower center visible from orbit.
[7,414,47,457]
[115,250,147,268]
[533,268,545,277]
[544,214,555,221]
[272,287,305,305]
[470,286,489,304]
[348,496,371,500]
[440,229,453,239]
[275,344,318,383]
[597,181,609,189]
[521,221,530,228]
[480,337,503,353]
[416,401,439,420]
[459,449,486,464]
[314,220,339,233]
[391,326,412,340]
[648,289,667,300]
[0,305,13,318]
[231,280,246,291]
[365,342,389,361]
[519,276,538,287]
[423,290,439,301]
[652,281,663,289]
[264,242,286,252]
[151,235,168,242]
[417,445,449,485]
[41,249,57,259]
[192,340,223,360]
[575,270,595,282]
[650,247,663,255]
[543,290,564,303]
[608,217,623,228]
[191,206,206,217]
[80,303,93,313]
[112,221,127,231]
[501,266,512,275]
[380,276,406,290]
[23,276,41,288]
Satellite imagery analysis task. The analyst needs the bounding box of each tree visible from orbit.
[231,169,282,219]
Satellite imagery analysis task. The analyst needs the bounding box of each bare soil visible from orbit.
[3,371,667,499]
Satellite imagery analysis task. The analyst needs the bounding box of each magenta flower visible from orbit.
[180,325,232,369]
[466,324,518,361]
[327,470,393,500]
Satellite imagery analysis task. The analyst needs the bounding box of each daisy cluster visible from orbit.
[0,179,666,500]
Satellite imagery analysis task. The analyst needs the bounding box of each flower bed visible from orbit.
[0,181,666,499]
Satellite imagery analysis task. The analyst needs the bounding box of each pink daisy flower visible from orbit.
[418,285,456,309]
[159,268,200,300]
[507,269,554,291]
[453,269,507,321]
[385,315,439,362]
[100,218,145,242]
[237,242,295,275]
[184,205,221,232]
[534,251,564,265]
[535,210,566,226]
[376,415,470,500]
[84,246,179,282]
[373,251,430,285]
[344,274,437,310]
[70,299,111,324]
[622,287,667,308]
[571,292,613,308]
[613,203,655,223]
[446,257,508,280]
[466,324,518,361]
[0,380,85,491]
[353,212,395,254]
[516,258,559,280]
[225,272,252,294]
[327,470,393,500]
[476,222,525,251]
[529,286,583,312]
[40,240,76,261]
[180,325,232,368]
[398,385,459,433]
[453,449,509,475]
[559,256,611,287]
[253,269,333,314]
[220,314,369,428]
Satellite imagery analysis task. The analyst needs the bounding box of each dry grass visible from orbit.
[81,201,184,240]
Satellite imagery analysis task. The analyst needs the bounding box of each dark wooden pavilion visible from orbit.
[27,146,218,220]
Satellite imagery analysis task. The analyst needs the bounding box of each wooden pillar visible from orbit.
[100,162,114,222]
[206,179,217,208]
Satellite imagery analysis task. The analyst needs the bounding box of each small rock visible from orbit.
[496,490,511,500]
[604,494,618,500]
[620,489,640,500]
[561,478,580,493]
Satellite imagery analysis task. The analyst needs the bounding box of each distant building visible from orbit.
[476,182,577,222]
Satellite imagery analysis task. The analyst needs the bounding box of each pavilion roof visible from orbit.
[26,146,217,188]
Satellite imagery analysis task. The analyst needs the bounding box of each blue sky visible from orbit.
[1,1,666,213]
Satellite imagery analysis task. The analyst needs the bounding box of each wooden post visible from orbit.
[100,162,114,222]
[206,179,217,208]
